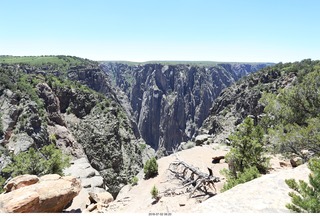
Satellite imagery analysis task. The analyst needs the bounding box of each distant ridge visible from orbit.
[101,60,275,67]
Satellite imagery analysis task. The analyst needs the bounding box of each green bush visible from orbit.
[285,158,320,213]
[2,144,70,177]
[49,133,57,144]
[226,117,270,176]
[221,166,261,192]
[150,185,159,199]
[144,157,158,179]
[139,143,146,151]
[221,117,269,191]
[259,69,320,157]
[131,176,139,186]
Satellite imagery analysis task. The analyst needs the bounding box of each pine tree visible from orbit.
[150,185,159,200]
[226,117,269,177]
[144,157,158,179]
[285,158,320,213]
[221,117,269,191]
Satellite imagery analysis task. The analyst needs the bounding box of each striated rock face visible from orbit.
[0,60,146,199]
[36,83,65,127]
[101,62,272,154]
[0,89,49,153]
[0,174,81,213]
[65,104,143,197]
[200,65,297,143]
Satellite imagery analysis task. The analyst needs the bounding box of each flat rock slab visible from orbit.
[191,164,310,213]
[64,158,99,178]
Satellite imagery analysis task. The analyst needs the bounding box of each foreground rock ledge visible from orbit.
[0,174,81,213]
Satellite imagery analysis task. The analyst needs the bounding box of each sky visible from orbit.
[0,0,319,63]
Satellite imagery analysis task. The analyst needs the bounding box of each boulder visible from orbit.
[89,191,114,205]
[0,174,81,213]
[64,188,90,212]
[63,157,105,191]
[195,134,210,146]
[279,161,291,168]
[290,157,303,167]
[81,176,104,188]
[4,175,39,193]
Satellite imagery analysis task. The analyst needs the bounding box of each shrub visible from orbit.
[150,185,159,199]
[221,166,261,192]
[131,176,139,186]
[139,143,146,151]
[285,158,320,213]
[226,117,270,177]
[221,117,269,191]
[49,133,57,144]
[2,144,70,177]
[144,157,158,179]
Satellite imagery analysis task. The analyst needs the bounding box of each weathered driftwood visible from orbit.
[168,154,220,198]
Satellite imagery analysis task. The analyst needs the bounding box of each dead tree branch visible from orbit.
[167,155,220,198]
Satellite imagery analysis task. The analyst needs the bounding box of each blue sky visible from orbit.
[1,0,319,62]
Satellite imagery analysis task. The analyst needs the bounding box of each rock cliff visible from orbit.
[101,62,272,154]
[0,57,146,197]
[200,62,297,143]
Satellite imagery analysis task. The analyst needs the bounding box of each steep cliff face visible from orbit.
[200,63,297,142]
[0,57,146,197]
[101,62,272,154]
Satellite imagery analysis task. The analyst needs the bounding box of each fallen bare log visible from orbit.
[168,155,220,198]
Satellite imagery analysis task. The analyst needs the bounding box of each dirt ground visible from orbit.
[107,144,228,213]
[105,143,291,213]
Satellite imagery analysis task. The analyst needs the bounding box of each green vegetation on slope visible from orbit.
[260,60,320,159]
[221,117,269,191]
[0,144,70,192]
[221,59,320,191]
[0,55,95,66]
[0,55,98,76]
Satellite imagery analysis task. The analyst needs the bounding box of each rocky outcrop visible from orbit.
[0,89,49,153]
[200,64,297,143]
[63,157,105,191]
[0,59,146,200]
[101,62,272,154]
[191,164,310,213]
[36,83,65,126]
[65,103,143,197]
[0,174,81,213]
[89,191,114,205]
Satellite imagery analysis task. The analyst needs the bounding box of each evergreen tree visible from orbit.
[144,157,158,179]
[260,70,320,157]
[221,117,269,191]
[285,158,320,213]
[226,117,269,177]
[150,185,159,200]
